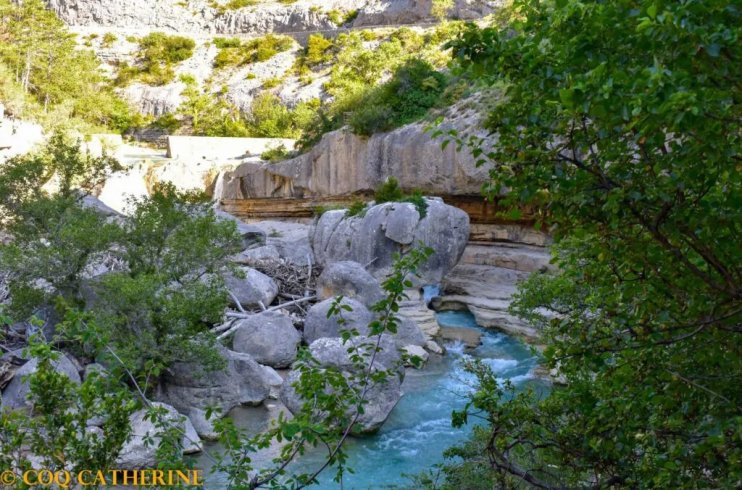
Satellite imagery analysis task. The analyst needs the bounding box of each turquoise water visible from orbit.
[196,310,548,489]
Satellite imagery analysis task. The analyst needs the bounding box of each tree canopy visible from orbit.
[428,0,741,487]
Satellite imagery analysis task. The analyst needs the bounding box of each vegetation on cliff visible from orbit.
[0,0,136,132]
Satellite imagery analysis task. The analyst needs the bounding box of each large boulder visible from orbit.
[251,221,314,266]
[225,267,278,308]
[308,335,402,373]
[280,335,403,434]
[316,261,384,307]
[312,198,469,285]
[1,353,81,411]
[156,346,271,438]
[215,209,266,249]
[303,297,373,345]
[232,312,301,368]
[116,402,202,469]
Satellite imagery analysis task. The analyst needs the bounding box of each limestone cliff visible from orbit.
[216,96,492,201]
[47,0,498,34]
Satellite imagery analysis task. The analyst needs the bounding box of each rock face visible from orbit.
[435,238,553,342]
[225,267,278,308]
[312,198,469,284]
[353,0,500,26]
[280,335,403,433]
[1,354,81,411]
[117,402,201,469]
[232,312,301,368]
[48,0,494,35]
[216,101,491,201]
[303,297,373,345]
[316,261,384,307]
[156,346,271,438]
[47,0,364,34]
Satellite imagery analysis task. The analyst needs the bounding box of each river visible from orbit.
[194,310,549,489]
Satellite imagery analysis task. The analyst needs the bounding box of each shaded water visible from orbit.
[195,311,548,489]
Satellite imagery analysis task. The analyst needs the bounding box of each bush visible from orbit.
[262,76,282,88]
[213,34,293,68]
[213,37,241,49]
[260,143,291,163]
[374,176,404,204]
[345,200,367,218]
[349,59,447,135]
[305,34,334,66]
[374,178,428,217]
[115,32,195,86]
[102,32,118,48]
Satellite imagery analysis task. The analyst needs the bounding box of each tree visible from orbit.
[432,0,741,487]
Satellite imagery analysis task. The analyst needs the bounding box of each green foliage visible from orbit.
[374,176,404,204]
[0,334,136,479]
[373,177,429,219]
[436,0,742,487]
[0,139,242,392]
[345,200,367,218]
[116,32,195,86]
[152,112,182,132]
[349,59,447,135]
[296,29,455,149]
[326,8,357,26]
[101,32,118,48]
[260,143,291,162]
[262,75,282,88]
[213,37,241,49]
[213,34,293,68]
[244,93,317,138]
[305,33,334,66]
[431,0,454,20]
[0,0,136,132]
[178,80,249,137]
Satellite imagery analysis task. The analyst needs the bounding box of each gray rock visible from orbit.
[394,317,427,348]
[303,297,373,345]
[251,221,314,266]
[215,209,266,249]
[156,346,271,438]
[316,261,384,307]
[383,202,419,244]
[312,199,469,285]
[1,353,81,411]
[232,312,301,368]
[116,402,202,469]
[308,335,402,373]
[233,245,281,267]
[280,335,403,434]
[225,267,278,308]
[402,345,429,366]
[81,194,123,218]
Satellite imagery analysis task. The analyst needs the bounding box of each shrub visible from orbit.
[345,200,367,218]
[374,178,428,217]
[139,32,196,65]
[349,59,447,135]
[374,176,404,204]
[260,143,291,162]
[115,32,195,86]
[213,34,293,68]
[102,32,118,48]
[305,34,333,66]
[213,37,241,49]
[262,76,282,89]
